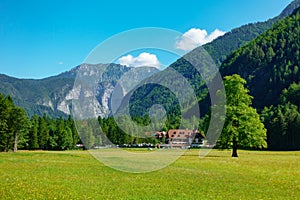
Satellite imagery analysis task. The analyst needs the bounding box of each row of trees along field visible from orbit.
[76,117,160,150]
[0,93,79,152]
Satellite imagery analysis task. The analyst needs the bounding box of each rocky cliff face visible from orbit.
[0,64,159,118]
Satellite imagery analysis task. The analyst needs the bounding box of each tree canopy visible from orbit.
[262,82,300,150]
[0,94,30,152]
[0,93,79,152]
[217,75,267,157]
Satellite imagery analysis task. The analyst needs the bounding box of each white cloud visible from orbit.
[118,52,160,68]
[58,61,64,65]
[176,28,226,51]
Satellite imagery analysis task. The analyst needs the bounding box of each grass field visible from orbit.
[0,149,299,200]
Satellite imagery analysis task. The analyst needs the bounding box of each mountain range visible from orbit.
[0,0,299,118]
[0,64,158,118]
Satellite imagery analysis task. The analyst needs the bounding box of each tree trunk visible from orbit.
[13,131,18,153]
[232,137,238,157]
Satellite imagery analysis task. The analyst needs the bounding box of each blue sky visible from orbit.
[0,0,293,79]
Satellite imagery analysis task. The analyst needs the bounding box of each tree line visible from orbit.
[0,93,79,152]
[262,82,300,150]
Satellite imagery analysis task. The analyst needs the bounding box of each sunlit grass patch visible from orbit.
[0,150,299,199]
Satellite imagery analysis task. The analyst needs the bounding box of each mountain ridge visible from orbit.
[203,0,300,66]
[0,64,159,118]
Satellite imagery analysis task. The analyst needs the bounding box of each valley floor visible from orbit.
[0,149,299,199]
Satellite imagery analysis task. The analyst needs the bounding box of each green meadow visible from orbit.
[0,150,299,200]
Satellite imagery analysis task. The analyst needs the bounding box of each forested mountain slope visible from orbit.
[220,7,300,110]
[203,0,300,66]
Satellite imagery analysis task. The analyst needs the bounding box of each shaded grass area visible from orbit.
[0,150,299,199]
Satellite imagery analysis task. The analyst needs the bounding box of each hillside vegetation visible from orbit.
[203,0,300,66]
[220,7,300,110]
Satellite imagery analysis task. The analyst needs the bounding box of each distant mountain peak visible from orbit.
[0,63,159,118]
